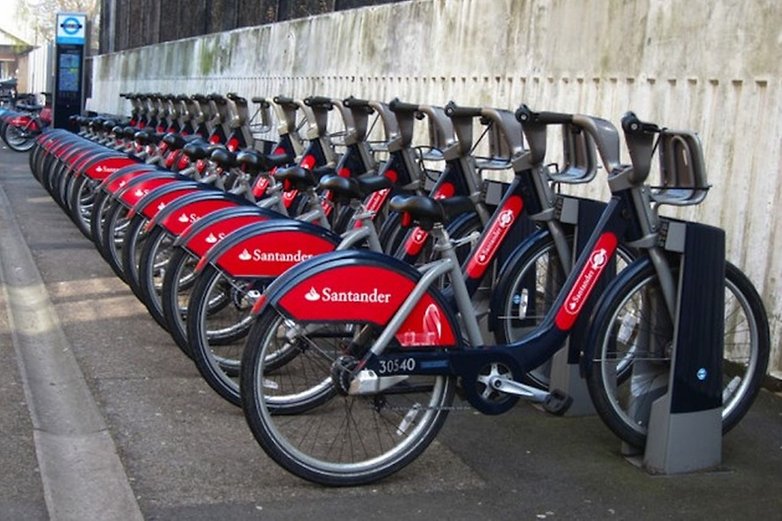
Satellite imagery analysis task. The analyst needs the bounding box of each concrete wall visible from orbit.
[88,0,782,377]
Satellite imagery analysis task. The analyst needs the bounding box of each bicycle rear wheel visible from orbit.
[586,261,769,447]
[240,304,456,486]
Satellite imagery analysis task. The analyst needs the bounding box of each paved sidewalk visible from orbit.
[1,142,781,520]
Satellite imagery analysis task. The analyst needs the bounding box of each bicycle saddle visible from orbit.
[273,165,317,191]
[210,147,239,169]
[390,194,474,230]
[122,127,138,140]
[319,174,392,202]
[182,141,211,161]
[162,133,187,150]
[134,130,164,146]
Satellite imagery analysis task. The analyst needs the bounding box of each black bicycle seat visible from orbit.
[390,195,474,230]
[320,174,392,201]
[162,133,187,150]
[210,147,239,168]
[236,149,265,173]
[274,165,317,191]
[182,141,210,161]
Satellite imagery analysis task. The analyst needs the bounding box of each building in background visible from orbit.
[0,27,34,82]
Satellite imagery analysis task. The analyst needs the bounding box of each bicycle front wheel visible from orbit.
[586,261,770,447]
[240,305,456,486]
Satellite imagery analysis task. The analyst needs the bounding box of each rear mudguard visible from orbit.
[196,219,339,279]
[98,164,165,195]
[127,181,209,220]
[145,190,252,237]
[257,250,461,348]
[81,154,140,181]
[68,151,119,178]
[173,206,279,257]
[112,171,183,207]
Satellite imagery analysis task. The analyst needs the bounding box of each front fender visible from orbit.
[579,256,653,377]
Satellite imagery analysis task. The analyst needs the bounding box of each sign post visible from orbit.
[53,13,87,129]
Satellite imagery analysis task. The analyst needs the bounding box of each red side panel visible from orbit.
[84,156,140,180]
[216,230,335,278]
[104,169,160,194]
[118,177,179,208]
[276,265,456,346]
[464,195,524,279]
[158,199,240,236]
[184,214,269,257]
[554,232,619,331]
[138,187,201,219]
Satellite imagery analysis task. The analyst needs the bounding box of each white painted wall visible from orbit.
[24,43,52,96]
[88,0,782,376]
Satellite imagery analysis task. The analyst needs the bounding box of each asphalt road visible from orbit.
[1,141,781,521]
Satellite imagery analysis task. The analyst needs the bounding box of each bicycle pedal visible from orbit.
[542,389,573,416]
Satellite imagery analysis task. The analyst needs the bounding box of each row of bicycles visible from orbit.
[27,91,770,486]
[0,93,52,153]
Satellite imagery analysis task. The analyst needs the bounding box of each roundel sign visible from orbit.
[56,13,87,45]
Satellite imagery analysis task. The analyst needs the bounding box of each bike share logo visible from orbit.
[95,165,120,175]
[205,232,225,244]
[303,286,392,304]
[237,248,314,263]
[401,303,442,346]
[177,212,200,224]
[564,248,607,313]
[555,232,618,331]
[476,208,515,264]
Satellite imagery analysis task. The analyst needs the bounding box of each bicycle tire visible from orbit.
[137,225,176,330]
[586,261,770,447]
[100,199,131,281]
[240,304,456,486]
[121,214,151,303]
[187,265,271,405]
[68,174,98,239]
[160,246,199,358]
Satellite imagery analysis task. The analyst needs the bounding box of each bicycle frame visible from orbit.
[257,111,682,415]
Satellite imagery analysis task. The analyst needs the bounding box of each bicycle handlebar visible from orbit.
[444,101,482,119]
[272,95,300,111]
[342,96,371,109]
[226,92,247,104]
[304,96,334,109]
[621,112,660,135]
[388,98,420,114]
[515,105,572,125]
